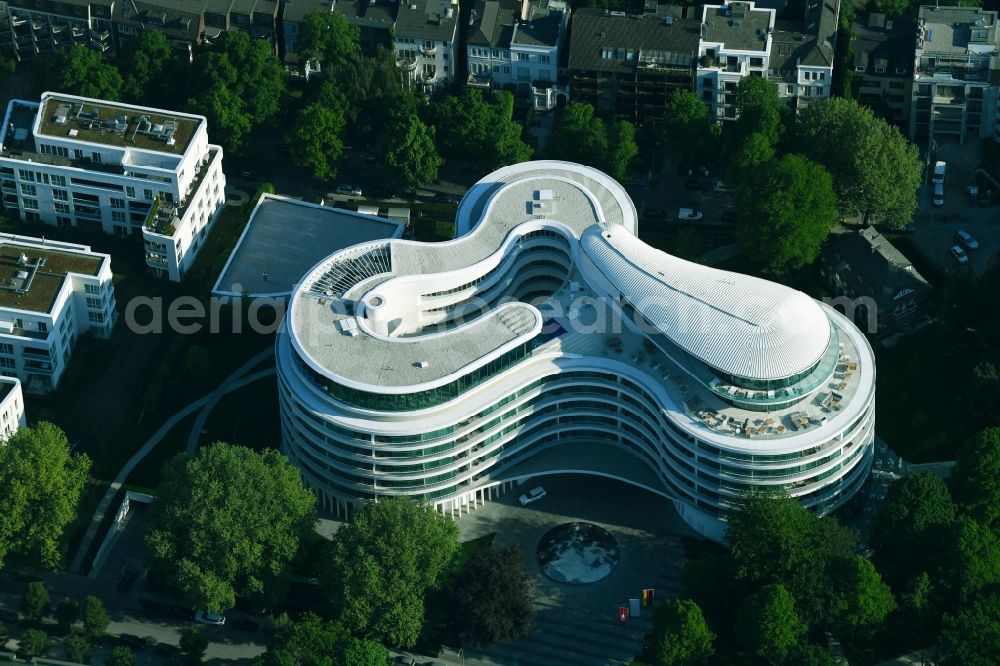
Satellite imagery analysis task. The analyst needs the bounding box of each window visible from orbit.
[37,322,46,333]
[819,72,826,81]
[91,152,102,163]
[143,188,153,200]
[112,211,126,222]
[517,53,528,61]
[88,312,104,324]
[85,283,101,294]
[54,202,70,214]
[51,175,66,186]
[539,55,550,64]
[875,65,885,74]
[601,48,612,59]
[53,188,68,201]
[804,86,812,97]
[750,57,763,68]
[110,197,125,208]
[0,358,14,370]
[855,66,865,73]
[86,297,102,309]
[126,186,135,198]
[786,84,794,94]
[23,198,38,210]
[0,343,13,355]
[73,149,84,160]
[20,184,35,196]
[17,170,34,182]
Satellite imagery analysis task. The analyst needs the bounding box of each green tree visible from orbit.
[338,46,405,144]
[117,30,178,104]
[783,643,840,666]
[645,598,716,666]
[733,76,783,148]
[81,595,108,641]
[342,638,390,666]
[728,490,855,627]
[0,422,91,570]
[186,55,250,153]
[64,634,89,663]
[0,55,14,89]
[18,628,49,658]
[450,545,533,647]
[145,444,317,613]
[794,96,922,226]
[179,625,209,665]
[939,591,1000,666]
[662,89,719,171]
[181,344,212,383]
[106,646,135,666]
[605,119,639,181]
[940,516,1000,604]
[734,154,838,276]
[733,131,775,174]
[46,45,123,100]
[55,597,79,633]
[322,496,459,647]
[20,582,49,622]
[378,96,442,189]
[950,427,1000,527]
[285,88,348,182]
[870,472,956,589]
[547,102,609,167]
[736,584,806,663]
[431,89,532,171]
[830,555,896,638]
[295,11,361,72]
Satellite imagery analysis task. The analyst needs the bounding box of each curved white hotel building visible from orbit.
[276,161,875,541]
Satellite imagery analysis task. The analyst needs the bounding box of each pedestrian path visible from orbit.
[70,349,276,574]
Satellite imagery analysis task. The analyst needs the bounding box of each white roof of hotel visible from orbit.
[581,226,830,380]
[288,161,835,392]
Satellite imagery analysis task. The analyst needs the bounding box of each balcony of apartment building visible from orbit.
[395,53,417,71]
[420,67,438,84]
[420,42,437,56]
[467,71,491,88]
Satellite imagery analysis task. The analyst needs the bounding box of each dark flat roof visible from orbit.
[213,195,404,298]
[394,0,458,42]
[568,7,699,73]
[0,242,103,314]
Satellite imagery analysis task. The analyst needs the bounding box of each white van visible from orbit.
[933,182,945,207]
[932,161,947,184]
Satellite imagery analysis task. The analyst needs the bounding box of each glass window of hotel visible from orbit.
[750,57,763,67]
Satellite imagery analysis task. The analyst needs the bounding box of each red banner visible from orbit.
[617,606,628,625]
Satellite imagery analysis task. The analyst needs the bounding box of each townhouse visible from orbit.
[849,12,914,131]
[394,0,459,93]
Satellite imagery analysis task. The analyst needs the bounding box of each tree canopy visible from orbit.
[117,30,180,105]
[733,76,784,149]
[81,595,108,641]
[255,612,390,666]
[378,95,443,189]
[950,427,1000,528]
[46,45,122,100]
[645,598,716,666]
[322,496,459,647]
[662,90,720,171]
[430,89,533,171]
[830,555,896,638]
[145,443,316,613]
[285,84,348,182]
[939,590,1000,666]
[186,31,285,153]
[734,154,839,276]
[736,583,806,663]
[450,544,534,647]
[21,582,49,622]
[0,422,91,570]
[546,102,639,180]
[794,96,922,226]
[295,11,361,73]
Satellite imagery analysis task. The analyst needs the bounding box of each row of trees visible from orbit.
[660,79,922,276]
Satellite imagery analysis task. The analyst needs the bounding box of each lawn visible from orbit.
[873,323,976,462]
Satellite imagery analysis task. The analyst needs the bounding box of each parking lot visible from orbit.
[911,139,1000,276]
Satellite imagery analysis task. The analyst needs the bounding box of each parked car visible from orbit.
[713,180,730,192]
[950,245,969,264]
[335,184,363,197]
[955,229,979,250]
[154,643,181,658]
[518,486,547,506]
[932,160,947,184]
[678,208,703,221]
[933,182,945,207]
[195,611,226,626]
[394,656,416,666]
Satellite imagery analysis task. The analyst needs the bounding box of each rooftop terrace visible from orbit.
[0,242,103,314]
[36,95,199,155]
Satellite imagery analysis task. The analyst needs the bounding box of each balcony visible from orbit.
[395,56,417,71]
[420,43,437,56]
[143,196,179,236]
[145,253,168,268]
[467,72,491,88]
[420,69,438,83]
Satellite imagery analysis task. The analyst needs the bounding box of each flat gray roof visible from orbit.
[212,194,403,298]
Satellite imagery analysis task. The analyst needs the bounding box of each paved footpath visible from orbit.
[70,349,276,574]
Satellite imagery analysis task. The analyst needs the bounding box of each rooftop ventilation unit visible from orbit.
[416,360,429,368]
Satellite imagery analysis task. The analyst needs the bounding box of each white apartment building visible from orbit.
[394,0,459,93]
[697,0,837,120]
[466,0,569,110]
[0,377,26,440]
[0,233,115,394]
[0,92,227,282]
